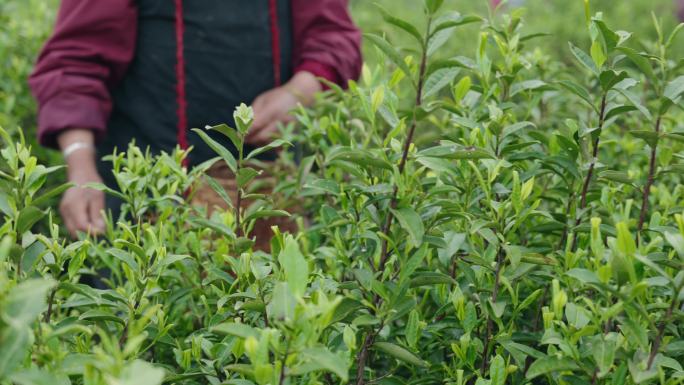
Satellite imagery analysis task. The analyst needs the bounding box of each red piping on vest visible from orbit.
[174,0,189,168]
[268,0,282,86]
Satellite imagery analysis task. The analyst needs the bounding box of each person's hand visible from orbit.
[57,129,106,238]
[247,71,322,145]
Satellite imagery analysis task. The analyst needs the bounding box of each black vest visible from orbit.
[99,0,293,179]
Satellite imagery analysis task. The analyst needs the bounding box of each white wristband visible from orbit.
[62,142,95,159]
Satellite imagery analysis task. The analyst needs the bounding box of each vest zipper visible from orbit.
[268,0,282,86]
[174,0,189,167]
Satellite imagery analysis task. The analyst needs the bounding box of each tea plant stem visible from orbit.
[557,189,575,250]
[44,287,57,323]
[571,93,607,251]
[119,287,145,347]
[278,337,292,385]
[236,135,245,237]
[637,116,661,241]
[481,245,504,373]
[378,16,431,271]
[355,328,379,385]
[647,290,679,370]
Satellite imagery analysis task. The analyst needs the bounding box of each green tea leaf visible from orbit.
[301,348,349,382]
[490,355,506,385]
[207,123,240,150]
[526,357,579,379]
[378,6,423,45]
[16,206,45,235]
[391,207,424,247]
[422,67,460,99]
[211,323,259,339]
[192,128,237,172]
[277,235,309,297]
[569,42,599,75]
[373,342,429,367]
[245,139,291,161]
[365,33,414,85]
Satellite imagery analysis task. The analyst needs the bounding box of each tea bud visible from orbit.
[551,279,567,319]
[542,306,554,329]
[244,336,259,360]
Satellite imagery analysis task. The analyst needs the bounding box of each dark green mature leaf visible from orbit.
[430,12,482,36]
[328,147,393,170]
[237,167,260,188]
[593,19,621,52]
[556,80,596,110]
[204,175,233,209]
[422,67,460,99]
[16,206,45,235]
[617,47,655,81]
[566,268,601,285]
[373,342,429,367]
[510,80,547,96]
[78,309,126,325]
[245,139,291,161]
[663,132,684,143]
[243,209,290,224]
[663,75,684,104]
[192,128,237,172]
[365,33,413,84]
[616,87,652,120]
[427,28,454,57]
[31,183,72,207]
[598,170,633,185]
[526,357,580,379]
[391,207,424,246]
[108,249,140,272]
[599,70,628,92]
[207,123,240,149]
[378,7,423,45]
[503,122,536,138]
[630,130,660,147]
[211,323,259,339]
[417,145,493,160]
[499,339,545,365]
[409,271,455,287]
[569,42,599,75]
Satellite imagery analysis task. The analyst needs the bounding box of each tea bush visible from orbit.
[2,1,684,385]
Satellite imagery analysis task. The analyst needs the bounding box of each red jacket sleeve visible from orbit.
[291,0,362,87]
[28,0,137,148]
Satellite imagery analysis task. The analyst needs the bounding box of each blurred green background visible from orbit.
[1,0,681,159]
[350,0,682,66]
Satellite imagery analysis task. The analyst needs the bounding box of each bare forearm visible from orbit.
[57,128,98,183]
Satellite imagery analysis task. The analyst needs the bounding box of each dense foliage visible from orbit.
[2,1,684,385]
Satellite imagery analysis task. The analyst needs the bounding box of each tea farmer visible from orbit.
[29,0,362,239]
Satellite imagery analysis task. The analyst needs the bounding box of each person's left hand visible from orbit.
[248,71,322,145]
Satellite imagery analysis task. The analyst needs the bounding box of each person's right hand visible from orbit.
[58,129,106,238]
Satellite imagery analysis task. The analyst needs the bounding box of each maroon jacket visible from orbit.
[29,0,362,155]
